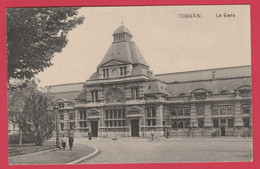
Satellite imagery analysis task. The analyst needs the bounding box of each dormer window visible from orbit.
[59,103,64,108]
[120,66,127,76]
[240,90,251,97]
[220,90,228,95]
[195,93,206,100]
[91,90,98,102]
[103,69,109,78]
[131,87,139,99]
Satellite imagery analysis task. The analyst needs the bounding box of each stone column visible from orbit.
[204,103,212,127]
[234,100,243,136]
[204,103,212,136]
[190,104,198,127]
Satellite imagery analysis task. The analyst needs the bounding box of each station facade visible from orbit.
[48,25,252,138]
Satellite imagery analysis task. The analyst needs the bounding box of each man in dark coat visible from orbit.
[68,135,74,151]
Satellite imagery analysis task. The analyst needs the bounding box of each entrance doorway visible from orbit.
[91,121,98,137]
[131,120,139,137]
[220,126,226,136]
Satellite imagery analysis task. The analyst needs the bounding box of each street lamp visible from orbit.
[53,104,60,148]
[191,122,195,138]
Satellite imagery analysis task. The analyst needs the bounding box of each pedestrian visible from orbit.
[88,130,92,140]
[61,135,67,150]
[68,134,74,151]
[151,129,155,141]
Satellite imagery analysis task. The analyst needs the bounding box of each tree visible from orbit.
[7,7,85,89]
[16,89,55,146]
[8,79,55,146]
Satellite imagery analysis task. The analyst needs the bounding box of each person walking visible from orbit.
[68,135,74,151]
[88,130,92,140]
[60,135,67,150]
[151,129,155,142]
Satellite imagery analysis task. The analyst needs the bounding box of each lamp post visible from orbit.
[53,104,60,148]
[191,122,194,138]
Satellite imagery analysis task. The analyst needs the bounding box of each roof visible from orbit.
[97,42,149,68]
[156,65,251,83]
[167,77,251,97]
[49,91,82,102]
[113,25,132,35]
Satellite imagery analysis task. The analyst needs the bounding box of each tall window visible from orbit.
[171,119,191,129]
[80,122,87,128]
[195,93,206,100]
[131,87,139,99]
[60,114,64,120]
[60,123,64,131]
[69,122,74,130]
[146,107,156,126]
[103,69,110,78]
[104,109,126,127]
[59,103,64,108]
[228,119,234,128]
[91,91,98,102]
[80,111,87,120]
[120,66,127,76]
[198,119,204,128]
[240,90,251,97]
[212,105,234,116]
[227,106,234,115]
[243,118,250,127]
[213,119,219,128]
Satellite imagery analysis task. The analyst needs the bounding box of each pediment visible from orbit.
[101,60,127,67]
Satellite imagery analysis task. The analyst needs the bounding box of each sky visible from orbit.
[36,5,251,87]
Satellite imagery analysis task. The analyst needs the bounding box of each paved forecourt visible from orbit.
[79,137,252,164]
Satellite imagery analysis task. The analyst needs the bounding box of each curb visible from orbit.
[8,148,59,159]
[66,146,99,164]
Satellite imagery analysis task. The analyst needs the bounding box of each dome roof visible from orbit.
[113,25,132,36]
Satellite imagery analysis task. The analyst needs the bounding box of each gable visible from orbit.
[100,60,127,67]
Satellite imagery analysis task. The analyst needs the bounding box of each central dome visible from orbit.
[113,25,132,36]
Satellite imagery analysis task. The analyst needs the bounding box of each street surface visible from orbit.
[77,137,252,164]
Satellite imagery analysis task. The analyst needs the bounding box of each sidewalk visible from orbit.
[9,143,97,165]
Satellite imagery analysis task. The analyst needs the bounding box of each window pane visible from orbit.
[228,119,234,128]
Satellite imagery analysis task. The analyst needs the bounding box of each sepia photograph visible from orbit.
[6,5,252,165]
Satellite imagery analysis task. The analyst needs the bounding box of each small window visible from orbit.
[242,105,250,114]
[220,90,228,95]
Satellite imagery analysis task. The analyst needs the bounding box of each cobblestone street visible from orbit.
[78,138,252,164]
